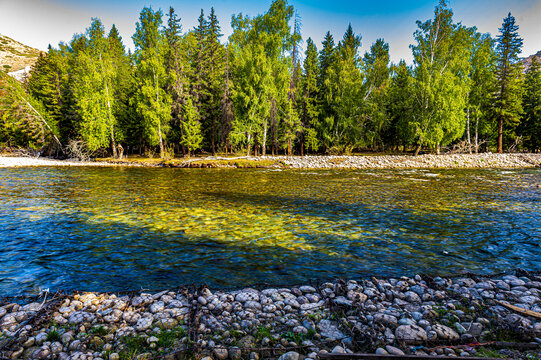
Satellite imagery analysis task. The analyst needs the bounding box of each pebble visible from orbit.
[1,273,540,360]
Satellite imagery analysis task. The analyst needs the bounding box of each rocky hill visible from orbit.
[0,34,43,79]
[522,50,541,71]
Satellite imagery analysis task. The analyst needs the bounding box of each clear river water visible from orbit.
[0,167,539,296]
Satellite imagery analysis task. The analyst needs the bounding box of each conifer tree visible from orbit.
[107,24,135,153]
[467,32,497,152]
[205,8,225,155]
[495,12,524,153]
[520,57,541,152]
[387,61,414,150]
[321,24,364,153]
[301,38,320,153]
[28,45,73,143]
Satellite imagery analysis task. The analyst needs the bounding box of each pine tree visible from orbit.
[28,46,73,143]
[467,32,497,153]
[107,24,135,155]
[387,61,414,150]
[132,7,172,158]
[180,97,203,156]
[165,7,190,155]
[495,12,524,153]
[320,25,364,153]
[205,7,225,155]
[301,38,320,153]
[520,57,541,152]
[363,38,391,150]
[0,70,61,150]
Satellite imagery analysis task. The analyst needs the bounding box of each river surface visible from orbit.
[0,167,539,296]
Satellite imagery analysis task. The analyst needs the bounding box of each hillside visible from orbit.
[522,50,541,71]
[0,33,43,78]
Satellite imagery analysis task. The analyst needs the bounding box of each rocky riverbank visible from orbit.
[1,153,541,169]
[0,156,130,168]
[1,272,540,360]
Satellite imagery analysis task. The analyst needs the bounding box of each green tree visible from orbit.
[410,0,472,155]
[180,97,203,156]
[28,45,74,143]
[520,57,541,152]
[387,61,414,150]
[0,70,61,150]
[205,7,226,155]
[300,38,320,153]
[363,38,391,150]
[132,7,172,158]
[494,12,523,153]
[467,32,497,152]
[229,0,295,156]
[107,24,136,154]
[71,19,119,156]
[320,24,364,153]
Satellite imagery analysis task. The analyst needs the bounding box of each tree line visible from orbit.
[1,0,540,157]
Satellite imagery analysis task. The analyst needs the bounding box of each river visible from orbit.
[0,167,539,296]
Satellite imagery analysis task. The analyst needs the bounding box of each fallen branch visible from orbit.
[494,300,541,320]
[319,354,511,360]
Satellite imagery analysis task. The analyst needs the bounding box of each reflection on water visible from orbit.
[0,167,539,296]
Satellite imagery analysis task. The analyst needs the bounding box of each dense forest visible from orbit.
[1,0,540,157]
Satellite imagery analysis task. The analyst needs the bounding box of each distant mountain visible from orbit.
[0,34,43,80]
[522,51,541,71]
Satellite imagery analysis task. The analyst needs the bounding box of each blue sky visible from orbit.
[1,0,540,63]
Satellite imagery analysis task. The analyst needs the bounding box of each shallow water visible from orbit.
[0,167,539,296]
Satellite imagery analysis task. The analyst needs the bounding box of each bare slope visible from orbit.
[522,50,541,71]
[0,33,43,77]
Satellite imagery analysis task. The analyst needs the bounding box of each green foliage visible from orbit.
[363,38,391,150]
[9,1,533,156]
[494,12,524,153]
[180,98,203,155]
[519,56,541,151]
[300,38,320,152]
[409,0,473,154]
[72,19,118,154]
[0,70,57,149]
[467,31,497,152]
[46,329,61,342]
[89,325,107,336]
[133,7,172,158]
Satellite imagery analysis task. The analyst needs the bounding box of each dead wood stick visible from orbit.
[319,354,511,360]
[494,300,541,320]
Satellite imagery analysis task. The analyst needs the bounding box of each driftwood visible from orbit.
[494,300,541,320]
[319,354,511,360]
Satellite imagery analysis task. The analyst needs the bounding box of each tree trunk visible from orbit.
[414,142,422,156]
[262,118,267,156]
[497,115,503,153]
[158,121,164,158]
[475,114,479,154]
[466,108,471,154]
[288,139,292,156]
[110,128,117,159]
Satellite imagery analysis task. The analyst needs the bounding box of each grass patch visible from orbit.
[282,328,316,344]
[46,330,61,342]
[89,325,107,336]
[476,347,506,358]
[155,326,186,348]
[254,326,272,342]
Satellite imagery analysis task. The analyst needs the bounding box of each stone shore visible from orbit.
[1,153,541,169]
[1,272,540,360]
